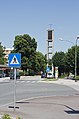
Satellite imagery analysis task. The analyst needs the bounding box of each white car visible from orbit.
[47,72,53,79]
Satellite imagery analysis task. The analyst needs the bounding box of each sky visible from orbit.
[0,0,79,54]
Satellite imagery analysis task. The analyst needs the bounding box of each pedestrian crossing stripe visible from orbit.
[10,55,19,64]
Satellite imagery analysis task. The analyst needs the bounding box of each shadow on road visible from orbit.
[64,105,79,114]
[16,99,79,115]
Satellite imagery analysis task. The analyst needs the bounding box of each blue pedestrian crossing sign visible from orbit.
[46,67,50,72]
[9,53,21,67]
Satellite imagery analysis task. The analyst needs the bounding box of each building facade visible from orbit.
[4,48,13,59]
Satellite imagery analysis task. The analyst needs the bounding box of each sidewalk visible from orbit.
[52,78,79,91]
[0,76,24,82]
[0,77,10,82]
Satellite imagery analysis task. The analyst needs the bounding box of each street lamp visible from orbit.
[75,35,79,81]
[59,38,75,79]
[59,38,74,45]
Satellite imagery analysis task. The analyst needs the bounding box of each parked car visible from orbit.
[0,73,3,78]
[67,73,74,79]
[47,72,53,79]
[0,73,6,78]
[10,72,20,79]
[41,73,46,78]
[2,73,6,77]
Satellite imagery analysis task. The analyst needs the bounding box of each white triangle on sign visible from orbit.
[10,55,19,64]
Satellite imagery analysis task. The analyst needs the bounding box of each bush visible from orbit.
[75,76,79,80]
[1,114,22,119]
[16,117,21,119]
[59,73,67,78]
[1,114,11,119]
[19,71,24,76]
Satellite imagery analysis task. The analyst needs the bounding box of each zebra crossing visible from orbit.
[16,80,40,84]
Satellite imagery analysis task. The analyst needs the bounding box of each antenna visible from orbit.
[49,24,53,29]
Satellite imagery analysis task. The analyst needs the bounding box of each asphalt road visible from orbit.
[0,76,79,119]
[0,76,78,107]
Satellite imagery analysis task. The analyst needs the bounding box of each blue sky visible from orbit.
[0,0,79,54]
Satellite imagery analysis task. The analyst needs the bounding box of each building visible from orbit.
[4,48,13,59]
[0,48,13,76]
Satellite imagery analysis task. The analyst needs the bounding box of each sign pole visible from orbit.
[8,53,21,111]
[14,68,16,111]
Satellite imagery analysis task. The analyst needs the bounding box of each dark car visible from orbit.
[0,73,3,78]
[41,73,46,78]
[0,73,6,78]
[10,72,20,79]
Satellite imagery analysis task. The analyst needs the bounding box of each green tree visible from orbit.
[52,51,65,76]
[0,42,6,64]
[35,51,47,74]
[52,46,79,76]
[64,46,75,74]
[64,46,79,75]
[13,34,37,74]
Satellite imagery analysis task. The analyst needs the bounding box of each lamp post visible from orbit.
[59,38,74,46]
[59,38,75,79]
[75,35,79,81]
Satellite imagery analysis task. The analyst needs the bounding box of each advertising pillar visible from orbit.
[55,67,58,79]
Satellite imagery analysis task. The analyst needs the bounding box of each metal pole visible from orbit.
[75,39,77,81]
[59,36,79,81]
[75,36,79,81]
[14,68,16,111]
[59,38,76,79]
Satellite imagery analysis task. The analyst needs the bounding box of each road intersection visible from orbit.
[0,76,79,119]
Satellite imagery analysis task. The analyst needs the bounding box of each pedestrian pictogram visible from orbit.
[9,53,21,67]
[10,55,19,64]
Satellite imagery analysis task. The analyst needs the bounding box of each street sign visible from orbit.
[8,53,21,111]
[46,67,50,72]
[9,53,21,68]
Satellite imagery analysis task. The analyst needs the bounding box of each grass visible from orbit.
[42,78,58,81]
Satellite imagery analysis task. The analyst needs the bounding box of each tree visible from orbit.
[35,51,47,74]
[13,34,37,74]
[52,46,79,76]
[64,46,79,75]
[64,46,75,74]
[52,51,65,76]
[0,42,6,64]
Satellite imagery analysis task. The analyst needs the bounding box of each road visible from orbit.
[0,76,78,107]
